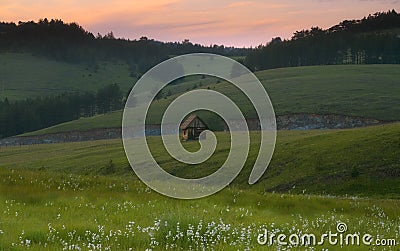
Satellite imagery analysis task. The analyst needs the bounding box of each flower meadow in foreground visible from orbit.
[5,203,399,250]
[1,170,399,250]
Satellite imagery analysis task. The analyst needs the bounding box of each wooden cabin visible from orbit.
[180,115,208,141]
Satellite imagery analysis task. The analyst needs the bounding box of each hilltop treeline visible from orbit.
[0,19,248,75]
[1,11,399,74]
[245,10,400,70]
[0,84,124,138]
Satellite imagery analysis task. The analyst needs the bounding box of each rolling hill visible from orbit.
[19,64,400,137]
[3,123,399,198]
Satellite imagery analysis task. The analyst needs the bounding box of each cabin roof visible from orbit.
[180,115,207,129]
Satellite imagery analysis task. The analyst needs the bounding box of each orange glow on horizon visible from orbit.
[1,0,398,47]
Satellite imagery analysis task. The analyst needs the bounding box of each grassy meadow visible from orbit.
[1,123,399,249]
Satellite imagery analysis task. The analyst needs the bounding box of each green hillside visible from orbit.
[0,52,227,101]
[0,53,136,100]
[21,64,400,136]
[5,123,400,198]
[240,64,400,120]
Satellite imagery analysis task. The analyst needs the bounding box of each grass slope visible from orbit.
[0,52,136,100]
[4,123,400,198]
[237,64,400,120]
[20,64,400,136]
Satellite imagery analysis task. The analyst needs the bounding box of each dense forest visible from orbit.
[0,19,248,76]
[0,84,123,138]
[244,10,400,70]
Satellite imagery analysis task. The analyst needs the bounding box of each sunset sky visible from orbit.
[1,0,399,47]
